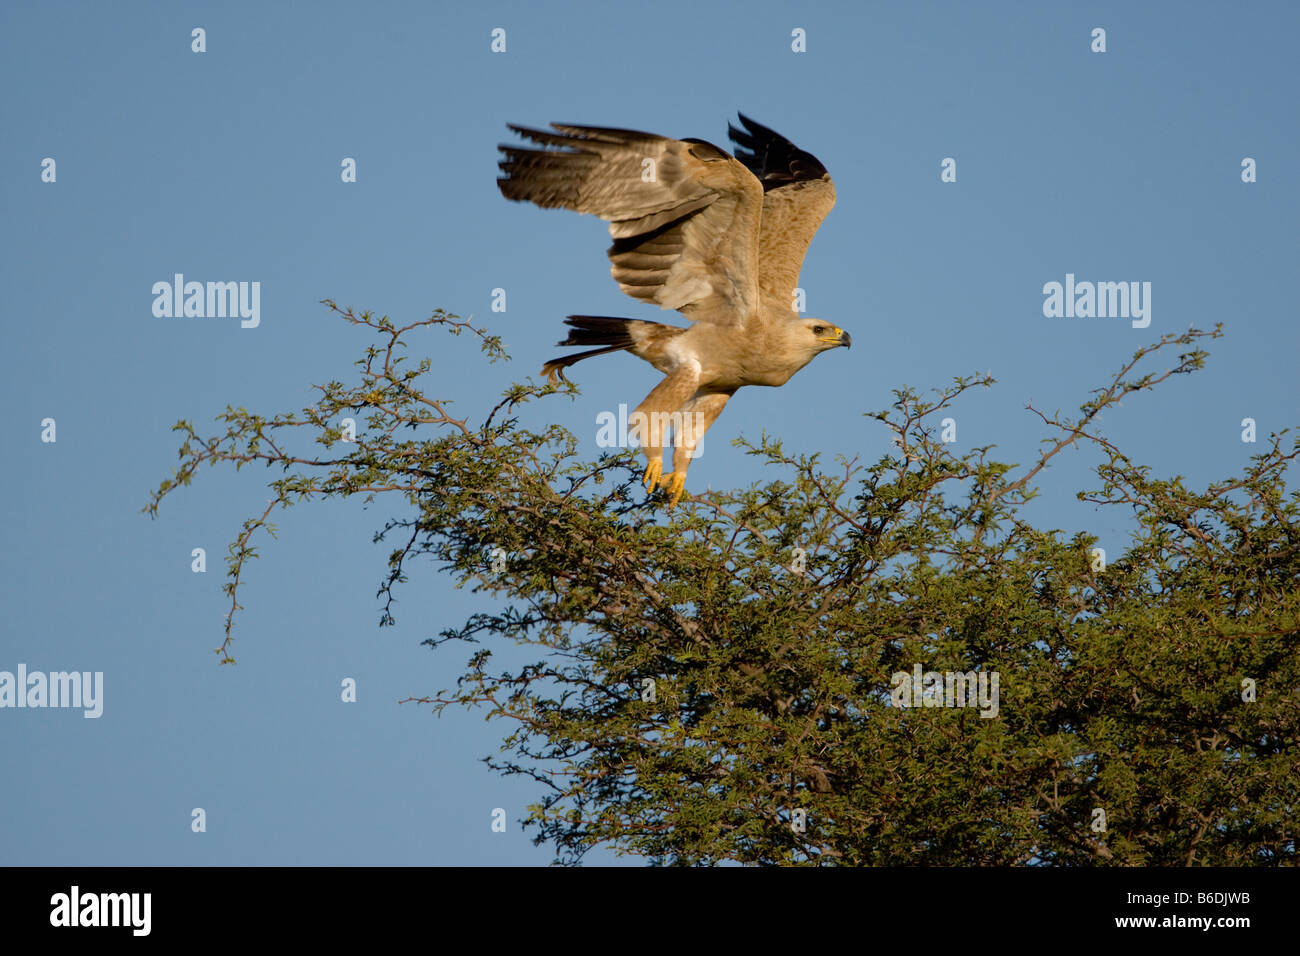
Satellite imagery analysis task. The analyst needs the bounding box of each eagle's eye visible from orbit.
[812,325,826,336]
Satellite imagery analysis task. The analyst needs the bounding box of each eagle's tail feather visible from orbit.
[556,315,644,348]
[541,315,647,383]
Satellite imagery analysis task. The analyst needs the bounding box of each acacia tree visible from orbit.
[146,302,1298,866]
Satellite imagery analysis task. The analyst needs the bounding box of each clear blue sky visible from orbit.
[2,0,1296,865]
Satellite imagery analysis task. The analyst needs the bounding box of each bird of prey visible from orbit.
[497,113,850,506]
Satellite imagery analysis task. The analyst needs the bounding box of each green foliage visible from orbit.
[146,304,1298,865]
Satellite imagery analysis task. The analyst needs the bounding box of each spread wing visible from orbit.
[727,113,836,306]
[498,123,764,327]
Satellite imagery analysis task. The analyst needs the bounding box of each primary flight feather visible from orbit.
[497,113,850,506]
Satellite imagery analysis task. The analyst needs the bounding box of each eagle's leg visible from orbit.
[642,458,663,493]
[629,366,701,503]
[657,471,687,508]
[663,390,734,507]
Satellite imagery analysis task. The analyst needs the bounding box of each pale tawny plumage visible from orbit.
[497,113,850,506]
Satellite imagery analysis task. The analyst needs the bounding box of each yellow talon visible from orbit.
[642,459,663,492]
[659,472,687,508]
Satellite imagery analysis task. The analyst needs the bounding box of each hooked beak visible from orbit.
[817,326,851,348]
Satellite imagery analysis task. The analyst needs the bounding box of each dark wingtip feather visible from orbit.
[726,112,829,190]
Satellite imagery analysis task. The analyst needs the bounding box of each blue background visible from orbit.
[2,0,1296,865]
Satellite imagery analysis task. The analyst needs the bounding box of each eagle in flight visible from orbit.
[497,113,849,506]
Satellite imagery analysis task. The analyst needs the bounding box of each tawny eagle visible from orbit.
[497,113,849,506]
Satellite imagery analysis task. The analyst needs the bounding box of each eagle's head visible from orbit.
[803,318,852,354]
